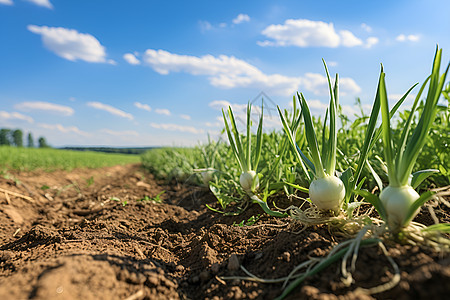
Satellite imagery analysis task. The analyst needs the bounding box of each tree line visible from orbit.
[0,128,49,148]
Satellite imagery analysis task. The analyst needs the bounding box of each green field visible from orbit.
[0,146,141,172]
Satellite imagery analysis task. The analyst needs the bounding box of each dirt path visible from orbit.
[0,164,449,299]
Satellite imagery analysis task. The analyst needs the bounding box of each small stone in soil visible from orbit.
[227,254,240,272]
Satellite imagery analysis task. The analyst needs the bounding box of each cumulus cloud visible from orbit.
[232,14,250,24]
[123,53,141,65]
[339,30,363,47]
[15,101,74,116]
[365,37,379,48]
[142,49,302,95]
[258,19,366,48]
[134,102,151,112]
[150,123,204,134]
[180,114,191,120]
[27,25,112,63]
[38,123,90,136]
[140,49,361,96]
[87,102,134,120]
[26,0,53,9]
[396,34,420,42]
[0,111,34,123]
[155,108,171,116]
[0,0,13,6]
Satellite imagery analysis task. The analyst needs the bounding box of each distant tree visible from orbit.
[27,133,34,148]
[38,137,50,148]
[0,129,11,146]
[13,129,23,147]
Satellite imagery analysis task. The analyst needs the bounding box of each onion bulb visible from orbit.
[380,185,420,232]
[240,170,259,193]
[309,175,345,212]
[201,170,214,185]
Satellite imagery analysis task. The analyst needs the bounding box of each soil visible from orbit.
[0,163,449,300]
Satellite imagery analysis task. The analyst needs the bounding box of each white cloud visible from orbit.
[209,100,232,110]
[100,129,139,136]
[142,49,302,95]
[180,114,191,120]
[141,49,361,96]
[26,0,53,9]
[0,111,34,123]
[307,99,328,111]
[15,101,74,116]
[27,25,110,63]
[155,108,171,116]
[87,102,134,120]
[150,123,204,134]
[233,14,250,24]
[38,123,90,136]
[123,53,141,65]
[396,34,420,42]
[258,19,365,48]
[361,23,372,32]
[300,73,361,96]
[0,0,13,6]
[134,102,151,112]
[365,37,379,48]
[339,30,363,47]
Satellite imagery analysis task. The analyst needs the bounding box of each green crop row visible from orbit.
[0,146,140,172]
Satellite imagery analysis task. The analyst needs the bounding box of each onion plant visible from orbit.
[223,103,286,217]
[278,60,418,220]
[278,61,345,214]
[358,46,449,234]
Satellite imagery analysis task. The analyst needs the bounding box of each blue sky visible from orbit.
[1,0,449,147]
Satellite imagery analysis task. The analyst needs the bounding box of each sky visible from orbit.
[1,0,449,147]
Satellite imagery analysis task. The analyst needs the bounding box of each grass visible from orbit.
[0,146,140,172]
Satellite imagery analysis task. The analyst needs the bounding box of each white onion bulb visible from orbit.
[309,175,345,212]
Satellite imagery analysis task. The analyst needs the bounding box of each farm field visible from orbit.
[3,1,450,299]
[0,146,141,171]
[0,163,448,300]
[1,48,449,300]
